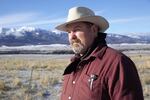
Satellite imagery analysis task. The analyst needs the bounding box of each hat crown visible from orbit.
[55,6,109,32]
[67,7,95,22]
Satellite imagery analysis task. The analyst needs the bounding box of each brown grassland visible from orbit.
[0,53,149,100]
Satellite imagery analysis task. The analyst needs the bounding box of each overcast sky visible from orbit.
[0,0,150,34]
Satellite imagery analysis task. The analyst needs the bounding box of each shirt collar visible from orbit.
[63,44,107,75]
[85,44,107,60]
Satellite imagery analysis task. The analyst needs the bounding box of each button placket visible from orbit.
[72,81,75,84]
[68,96,71,99]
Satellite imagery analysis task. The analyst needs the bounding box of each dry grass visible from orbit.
[12,77,22,87]
[129,55,150,69]
[0,57,69,70]
[0,54,70,100]
[0,80,5,90]
[128,54,150,99]
[0,54,150,99]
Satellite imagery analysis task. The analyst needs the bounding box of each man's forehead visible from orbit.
[66,22,85,28]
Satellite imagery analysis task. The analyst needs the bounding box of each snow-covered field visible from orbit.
[0,43,150,54]
[0,44,71,51]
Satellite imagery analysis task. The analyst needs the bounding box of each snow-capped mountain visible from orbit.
[125,32,150,43]
[106,33,149,44]
[0,27,69,46]
[0,27,150,46]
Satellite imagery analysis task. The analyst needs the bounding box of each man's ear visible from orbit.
[91,25,98,37]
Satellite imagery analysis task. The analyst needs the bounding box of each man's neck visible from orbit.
[78,32,107,59]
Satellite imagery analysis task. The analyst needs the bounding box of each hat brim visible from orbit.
[55,16,109,32]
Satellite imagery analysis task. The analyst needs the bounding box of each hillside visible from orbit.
[0,27,150,46]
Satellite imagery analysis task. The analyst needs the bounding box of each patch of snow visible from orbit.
[52,30,66,34]
[16,26,37,32]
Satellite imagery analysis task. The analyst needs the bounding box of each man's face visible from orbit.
[66,22,97,54]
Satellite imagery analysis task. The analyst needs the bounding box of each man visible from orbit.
[55,6,144,100]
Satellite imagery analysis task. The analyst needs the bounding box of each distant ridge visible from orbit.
[0,27,150,46]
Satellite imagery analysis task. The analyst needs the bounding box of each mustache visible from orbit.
[71,39,81,44]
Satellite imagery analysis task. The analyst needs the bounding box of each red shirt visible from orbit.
[61,44,144,100]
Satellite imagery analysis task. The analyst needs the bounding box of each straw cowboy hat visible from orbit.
[55,6,109,32]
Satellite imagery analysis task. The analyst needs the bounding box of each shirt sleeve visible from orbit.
[107,55,144,100]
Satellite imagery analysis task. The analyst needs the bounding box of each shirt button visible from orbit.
[78,66,81,69]
[72,81,75,84]
[68,96,71,99]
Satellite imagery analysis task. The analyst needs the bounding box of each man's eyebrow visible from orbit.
[67,25,81,30]
[66,23,84,31]
[73,24,83,29]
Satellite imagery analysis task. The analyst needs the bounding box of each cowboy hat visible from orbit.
[55,6,109,32]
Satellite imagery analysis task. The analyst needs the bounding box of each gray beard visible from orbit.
[71,43,85,54]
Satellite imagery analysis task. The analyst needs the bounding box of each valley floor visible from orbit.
[0,51,150,100]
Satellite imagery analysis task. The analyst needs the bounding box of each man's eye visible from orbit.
[66,30,71,33]
[67,28,81,34]
[74,29,80,32]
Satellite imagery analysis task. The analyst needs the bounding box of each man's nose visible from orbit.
[70,31,77,39]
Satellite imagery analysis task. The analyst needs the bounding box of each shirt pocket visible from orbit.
[78,74,102,100]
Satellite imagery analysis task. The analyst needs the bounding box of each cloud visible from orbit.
[5,11,149,29]
[0,12,38,25]
[0,12,66,28]
[109,16,150,24]
[24,18,66,25]
[95,10,105,15]
[1,18,66,28]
